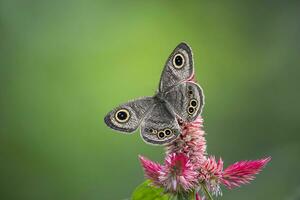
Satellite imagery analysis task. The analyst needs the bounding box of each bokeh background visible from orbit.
[1,1,300,200]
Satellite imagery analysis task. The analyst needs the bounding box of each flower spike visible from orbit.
[221,157,271,189]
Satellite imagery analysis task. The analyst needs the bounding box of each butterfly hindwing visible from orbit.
[140,103,181,145]
[165,82,204,122]
[159,42,194,92]
[104,97,155,133]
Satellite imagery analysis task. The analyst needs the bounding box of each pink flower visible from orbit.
[138,107,271,198]
[221,157,271,189]
[139,153,198,193]
[200,156,224,196]
[200,156,223,180]
[139,155,162,186]
[166,117,207,166]
[159,153,198,192]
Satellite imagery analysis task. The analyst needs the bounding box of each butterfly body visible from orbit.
[104,42,204,145]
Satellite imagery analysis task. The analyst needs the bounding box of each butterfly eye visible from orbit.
[187,106,195,115]
[173,53,185,69]
[164,129,172,136]
[157,131,165,139]
[115,109,130,123]
[190,99,198,107]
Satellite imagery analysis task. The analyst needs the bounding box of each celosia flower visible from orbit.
[199,156,224,196]
[200,156,223,180]
[159,153,198,192]
[139,153,198,193]
[221,157,271,189]
[166,117,207,166]
[138,91,271,199]
[139,155,162,186]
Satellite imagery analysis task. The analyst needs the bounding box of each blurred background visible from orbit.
[1,1,300,200]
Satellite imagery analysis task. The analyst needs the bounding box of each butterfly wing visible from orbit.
[159,42,194,92]
[140,103,181,145]
[165,82,204,122]
[104,97,155,133]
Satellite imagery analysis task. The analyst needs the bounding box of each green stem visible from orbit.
[201,183,214,200]
[170,190,195,200]
[189,190,196,200]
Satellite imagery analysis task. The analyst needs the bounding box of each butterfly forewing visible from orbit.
[159,42,194,92]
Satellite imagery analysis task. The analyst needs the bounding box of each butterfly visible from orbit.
[104,42,204,145]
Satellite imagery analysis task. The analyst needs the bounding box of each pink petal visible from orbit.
[196,193,202,200]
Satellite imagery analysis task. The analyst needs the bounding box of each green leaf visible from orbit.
[131,180,171,200]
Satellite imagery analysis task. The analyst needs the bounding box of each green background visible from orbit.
[1,1,299,200]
